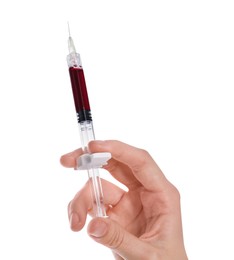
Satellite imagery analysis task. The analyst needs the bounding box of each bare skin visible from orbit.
[60,140,188,260]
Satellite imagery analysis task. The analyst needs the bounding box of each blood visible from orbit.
[69,67,91,112]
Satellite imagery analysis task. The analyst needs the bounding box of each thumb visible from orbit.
[87,217,155,259]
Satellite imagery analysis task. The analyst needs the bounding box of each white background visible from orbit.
[0,0,234,259]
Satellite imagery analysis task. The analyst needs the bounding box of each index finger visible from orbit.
[60,148,83,168]
[88,140,169,192]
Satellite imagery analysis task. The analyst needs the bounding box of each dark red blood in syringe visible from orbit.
[69,67,91,112]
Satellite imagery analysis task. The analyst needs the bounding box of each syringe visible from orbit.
[66,31,106,217]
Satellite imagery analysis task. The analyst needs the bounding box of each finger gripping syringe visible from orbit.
[66,31,110,217]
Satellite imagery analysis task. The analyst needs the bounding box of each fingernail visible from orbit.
[88,220,108,238]
[70,212,79,230]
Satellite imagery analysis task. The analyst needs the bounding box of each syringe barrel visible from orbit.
[68,62,92,123]
[67,48,106,217]
[79,121,95,152]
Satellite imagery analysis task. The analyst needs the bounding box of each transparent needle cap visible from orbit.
[67,23,82,68]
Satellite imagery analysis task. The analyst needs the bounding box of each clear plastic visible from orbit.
[79,121,95,152]
[67,52,82,68]
[79,121,106,217]
[67,36,82,68]
[87,168,106,217]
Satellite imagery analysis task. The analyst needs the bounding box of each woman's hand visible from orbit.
[60,140,187,260]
